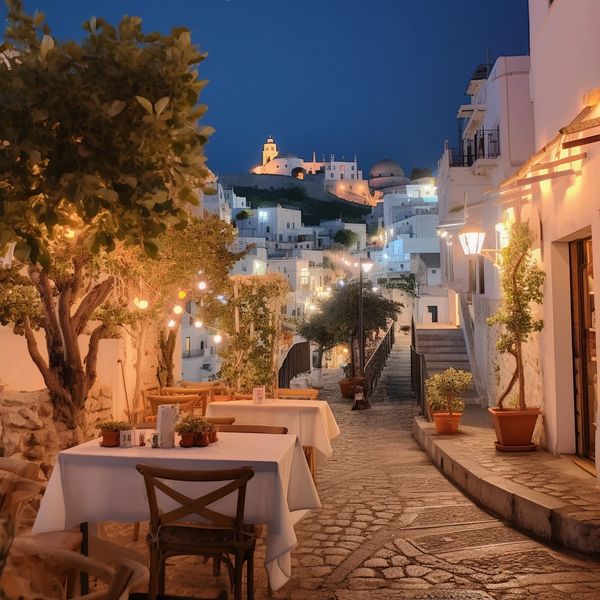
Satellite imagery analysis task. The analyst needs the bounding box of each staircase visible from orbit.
[369,331,414,403]
[415,327,480,405]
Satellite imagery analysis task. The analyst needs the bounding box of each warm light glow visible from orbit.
[342,348,349,354]
[372,286,379,292]
[198,281,207,291]
[458,227,486,256]
[494,222,505,233]
[167,319,176,328]
[194,320,203,329]
[308,304,316,311]
[65,228,76,239]
[361,258,374,273]
[134,297,149,310]
[173,305,183,315]
[213,333,222,344]
[178,290,187,300]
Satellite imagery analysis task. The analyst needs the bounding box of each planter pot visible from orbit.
[179,432,195,447]
[100,430,120,447]
[339,377,366,399]
[209,429,218,443]
[194,432,210,447]
[488,407,541,451]
[432,412,462,435]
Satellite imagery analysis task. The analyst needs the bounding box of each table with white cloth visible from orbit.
[205,399,341,458]
[33,432,321,591]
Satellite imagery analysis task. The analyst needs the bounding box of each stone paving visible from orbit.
[106,335,600,599]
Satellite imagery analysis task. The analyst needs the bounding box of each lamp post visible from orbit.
[358,256,374,377]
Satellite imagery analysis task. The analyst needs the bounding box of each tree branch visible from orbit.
[73,276,114,336]
[85,323,108,391]
[23,316,69,403]
[32,267,61,349]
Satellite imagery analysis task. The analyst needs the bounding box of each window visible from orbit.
[431,269,437,274]
[287,222,290,228]
[351,165,355,171]
[258,210,268,221]
[288,235,292,242]
[340,173,344,180]
[427,305,439,323]
[350,174,354,180]
[266,226,270,233]
[184,337,191,355]
[330,173,334,179]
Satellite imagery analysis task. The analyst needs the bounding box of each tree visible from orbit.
[379,273,417,296]
[297,312,337,369]
[199,273,289,393]
[0,5,212,427]
[487,222,545,409]
[306,281,403,377]
[409,167,433,180]
[235,209,250,221]
[333,229,358,249]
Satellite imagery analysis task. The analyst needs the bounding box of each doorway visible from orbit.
[570,237,597,460]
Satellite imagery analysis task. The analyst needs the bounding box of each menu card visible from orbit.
[156,404,177,448]
[252,386,266,404]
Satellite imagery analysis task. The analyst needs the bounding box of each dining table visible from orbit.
[33,431,321,591]
[205,398,341,458]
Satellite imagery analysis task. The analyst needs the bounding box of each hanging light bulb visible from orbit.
[65,228,76,239]
[167,319,176,328]
[198,281,207,291]
[194,320,203,329]
[134,297,149,310]
[178,290,187,300]
[173,305,183,315]
[213,333,222,344]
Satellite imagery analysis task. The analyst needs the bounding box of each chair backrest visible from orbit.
[218,425,288,435]
[205,417,236,425]
[146,394,205,417]
[180,380,223,388]
[276,388,319,400]
[135,465,254,533]
[161,386,228,396]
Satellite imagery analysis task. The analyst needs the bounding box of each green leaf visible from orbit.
[96,188,119,202]
[13,241,31,262]
[154,96,169,116]
[135,95,153,115]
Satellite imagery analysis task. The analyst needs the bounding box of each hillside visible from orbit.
[220,175,371,225]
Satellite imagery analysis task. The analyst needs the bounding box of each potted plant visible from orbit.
[487,222,545,451]
[207,423,218,443]
[175,415,202,448]
[97,421,131,447]
[192,417,210,447]
[425,368,472,434]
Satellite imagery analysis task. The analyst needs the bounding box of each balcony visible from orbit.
[448,128,500,167]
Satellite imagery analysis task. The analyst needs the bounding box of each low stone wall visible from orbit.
[0,384,113,477]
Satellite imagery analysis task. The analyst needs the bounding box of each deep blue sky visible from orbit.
[1,0,530,176]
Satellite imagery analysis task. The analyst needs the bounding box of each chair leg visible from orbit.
[133,521,140,542]
[233,552,243,600]
[159,556,167,595]
[213,556,221,576]
[246,550,255,600]
[148,549,161,600]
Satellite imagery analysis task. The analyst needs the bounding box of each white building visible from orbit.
[236,205,302,243]
[203,182,232,222]
[319,219,367,252]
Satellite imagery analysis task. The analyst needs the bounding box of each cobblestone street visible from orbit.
[108,337,600,599]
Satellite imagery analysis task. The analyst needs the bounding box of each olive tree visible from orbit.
[0,3,212,427]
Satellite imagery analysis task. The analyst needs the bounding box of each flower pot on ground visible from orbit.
[425,368,472,435]
[486,222,545,451]
[339,377,366,399]
[97,421,131,447]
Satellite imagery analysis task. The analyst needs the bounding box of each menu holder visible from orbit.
[156,404,177,448]
[252,386,267,404]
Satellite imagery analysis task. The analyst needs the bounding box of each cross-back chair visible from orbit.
[146,394,206,419]
[135,465,256,600]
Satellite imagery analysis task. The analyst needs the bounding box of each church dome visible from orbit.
[369,159,405,179]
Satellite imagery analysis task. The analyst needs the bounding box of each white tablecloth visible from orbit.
[33,432,320,591]
[205,399,341,457]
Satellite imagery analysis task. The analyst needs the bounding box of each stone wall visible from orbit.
[0,383,113,478]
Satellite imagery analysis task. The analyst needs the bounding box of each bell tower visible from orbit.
[262,135,278,165]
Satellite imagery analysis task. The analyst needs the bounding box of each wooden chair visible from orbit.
[205,417,236,425]
[217,425,288,435]
[179,380,223,388]
[276,388,319,400]
[146,394,206,418]
[162,386,230,396]
[135,465,256,600]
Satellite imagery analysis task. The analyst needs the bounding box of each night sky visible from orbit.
[1,0,530,177]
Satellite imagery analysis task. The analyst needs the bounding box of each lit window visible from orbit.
[259,210,268,221]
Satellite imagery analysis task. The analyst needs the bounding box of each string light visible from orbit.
[167,319,176,328]
[194,320,203,329]
[198,281,207,291]
[134,297,149,310]
[173,305,183,315]
[65,228,76,239]
[178,290,187,300]
[213,333,222,344]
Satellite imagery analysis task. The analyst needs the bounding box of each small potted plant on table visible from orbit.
[175,415,202,447]
[97,421,131,447]
[425,368,472,434]
[487,222,545,451]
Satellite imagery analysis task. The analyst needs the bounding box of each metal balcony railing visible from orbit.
[448,128,500,167]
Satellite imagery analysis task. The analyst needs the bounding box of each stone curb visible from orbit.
[412,416,600,555]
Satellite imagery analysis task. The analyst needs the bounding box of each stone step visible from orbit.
[422,353,469,362]
[416,341,467,350]
[416,329,464,341]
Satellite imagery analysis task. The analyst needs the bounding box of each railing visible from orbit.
[183,349,206,359]
[278,341,311,388]
[410,318,428,416]
[448,128,500,167]
[363,325,395,398]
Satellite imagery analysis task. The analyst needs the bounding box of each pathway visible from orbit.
[107,333,600,599]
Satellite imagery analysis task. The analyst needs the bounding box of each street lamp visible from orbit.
[358,256,374,378]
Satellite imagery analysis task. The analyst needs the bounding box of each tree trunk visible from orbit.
[157,326,178,388]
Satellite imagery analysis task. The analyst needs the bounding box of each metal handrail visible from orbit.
[448,127,500,167]
[410,318,428,417]
[363,324,395,398]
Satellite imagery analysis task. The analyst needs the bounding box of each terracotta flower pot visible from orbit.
[209,429,218,443]
[194,432,210,447]
[179,432,194,447]
[100,430,120,447]
[339,377,366,399]
[488,407,541,451]
[432,412,462,435]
